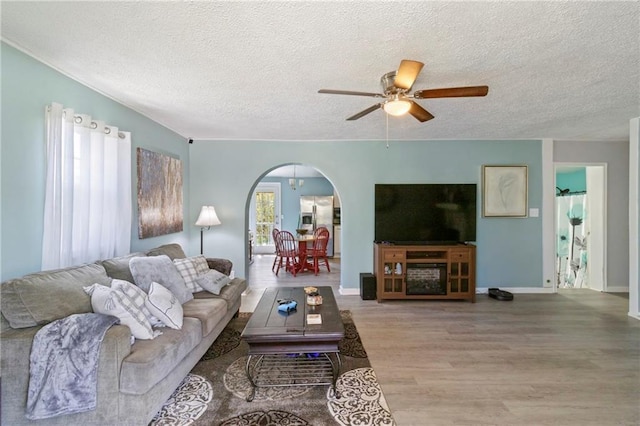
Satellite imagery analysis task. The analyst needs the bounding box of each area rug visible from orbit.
[150,311,395,426]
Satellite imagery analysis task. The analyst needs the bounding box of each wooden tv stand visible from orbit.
[373,243,476,303]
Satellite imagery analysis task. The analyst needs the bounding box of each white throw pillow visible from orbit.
[145,282,183,329]
[110,279,164,327]
[195,269,231,295]
[83,284,159,340]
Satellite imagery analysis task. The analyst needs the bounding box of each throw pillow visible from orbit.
[110,279,164,327]
[129,255,193,304]
[195,269,231,295]
[191,254,209,276]
[191,255,210,275]
[145,282,183,329]
[83,284,159,340]
[173,256,207,293]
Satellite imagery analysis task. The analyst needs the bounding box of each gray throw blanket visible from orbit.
[26,313,119,420]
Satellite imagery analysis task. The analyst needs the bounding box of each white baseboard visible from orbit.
[606,286,629,293]
[341,286,629,296]
[339,287,360,296]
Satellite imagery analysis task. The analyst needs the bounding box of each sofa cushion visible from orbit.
[1,263,111,329]
[145,243,187,260]
[100,252,147,283]
[129,255,193,304]
[181,298,228,336]
[193,277,247,309]
[119,317,201,395]
[145,282,183,329]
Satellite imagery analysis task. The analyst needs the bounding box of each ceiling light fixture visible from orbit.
[289,165,304,191]
[383,95,412,116]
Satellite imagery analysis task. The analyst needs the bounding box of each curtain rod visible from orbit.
[51,105,127,139]
[556,190,586,196]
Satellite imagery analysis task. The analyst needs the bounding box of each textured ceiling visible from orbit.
[2,1,639,142]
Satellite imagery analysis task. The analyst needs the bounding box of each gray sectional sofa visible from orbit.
[0,243,247,425]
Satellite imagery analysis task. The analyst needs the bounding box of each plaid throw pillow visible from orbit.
[111,279,163,327]
[191,255,210,275]
[84,283,160,340]
[173,256,208,292]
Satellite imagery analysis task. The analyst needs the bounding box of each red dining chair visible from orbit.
[271,228,281,273]
[276,230,299,277]
[309,227,330,275]
[313,226,328,238]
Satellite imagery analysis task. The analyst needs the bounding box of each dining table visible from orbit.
[288,234,316,274]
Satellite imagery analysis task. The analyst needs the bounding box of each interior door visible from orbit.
[250,182,281,254]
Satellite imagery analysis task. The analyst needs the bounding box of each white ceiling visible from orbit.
[2,1,638,142]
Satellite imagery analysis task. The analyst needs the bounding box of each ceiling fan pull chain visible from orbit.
[386,112,390,149]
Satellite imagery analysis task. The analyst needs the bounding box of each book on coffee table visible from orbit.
[306,314,322,324]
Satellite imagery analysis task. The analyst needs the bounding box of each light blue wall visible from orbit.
[189,140,544,290]
[1,43,190,280]
[260,176,334,231]
[556,169,586,193]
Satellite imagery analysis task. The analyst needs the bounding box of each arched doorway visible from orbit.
[244,163,341,288]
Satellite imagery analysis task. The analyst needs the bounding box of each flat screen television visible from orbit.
[375,184,477,245]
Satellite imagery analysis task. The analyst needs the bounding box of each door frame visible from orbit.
[553,162,607,292]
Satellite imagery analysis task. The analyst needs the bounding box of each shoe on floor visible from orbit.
[488,288,514,301]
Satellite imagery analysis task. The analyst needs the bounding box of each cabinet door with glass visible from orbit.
[381,250,405,297]
[448,249,475,301]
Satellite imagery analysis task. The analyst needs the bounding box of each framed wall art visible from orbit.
[137,148,183,238]
[482,165,528,217]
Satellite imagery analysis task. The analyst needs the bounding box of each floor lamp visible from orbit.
[195,206,221,255]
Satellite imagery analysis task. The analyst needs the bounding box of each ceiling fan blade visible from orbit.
[346,104,382,121]
[408,102,435,122]
[413,85,489,99]
[394,60,424,90]
[318,89,384,98]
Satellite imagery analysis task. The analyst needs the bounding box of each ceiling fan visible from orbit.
[318,59,489,122]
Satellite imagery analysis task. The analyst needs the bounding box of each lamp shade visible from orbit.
[195,206,221,227]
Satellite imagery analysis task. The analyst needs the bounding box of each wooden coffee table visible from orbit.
[241,286,344,401]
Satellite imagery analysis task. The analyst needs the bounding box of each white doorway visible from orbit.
[554,163,607,291]
[250,182,281,255]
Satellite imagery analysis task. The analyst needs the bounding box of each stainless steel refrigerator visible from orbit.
[300,195,334,256]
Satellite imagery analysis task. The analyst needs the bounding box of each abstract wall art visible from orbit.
[137,148,183,238]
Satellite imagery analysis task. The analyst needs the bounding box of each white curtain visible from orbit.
[42,103,132,269]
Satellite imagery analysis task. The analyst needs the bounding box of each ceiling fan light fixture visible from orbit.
[383,98,412,116]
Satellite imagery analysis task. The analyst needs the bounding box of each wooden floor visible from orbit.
[243,254,640,426]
